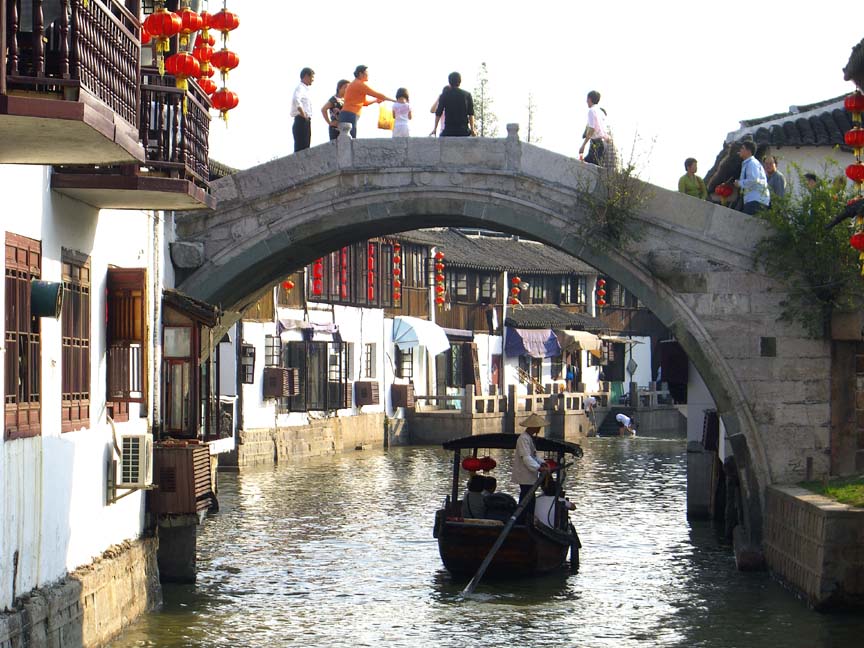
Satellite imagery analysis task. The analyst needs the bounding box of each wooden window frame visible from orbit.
[240,344,255,384]
[395,346,413,380]
[106,267,147,404]
[5,233,42,440]
[364,342,376,379]
[264,334,281,367]
[446,271,468,300]
[61,249,91,432]
[162,324,197,437]
[285,341,351,412]
[479,274,497,300]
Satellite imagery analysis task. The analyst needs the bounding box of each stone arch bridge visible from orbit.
[174,124,832,557]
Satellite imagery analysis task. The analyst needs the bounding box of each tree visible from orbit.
[755,164,864,337]
[525,92,540,144]
[472,62,498,138]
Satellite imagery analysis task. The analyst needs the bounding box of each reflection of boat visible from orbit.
[433,433,583,579]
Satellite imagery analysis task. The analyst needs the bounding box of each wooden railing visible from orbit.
[3,0,141,126]
[386,286,429,319]
[434,301,501,333]
[140,66,210,188]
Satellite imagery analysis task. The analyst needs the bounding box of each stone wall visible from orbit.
[0,537,161,648]
[225,413,385,468]
[764,485,864,609]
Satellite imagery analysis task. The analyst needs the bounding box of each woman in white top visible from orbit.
[392,87,412,138]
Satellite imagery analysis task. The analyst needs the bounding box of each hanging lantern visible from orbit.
[510,286,520,296]
[434,273,445,283]
[511,276,521,285]
[478,456,497,472]
[210,48,240,83]
[163,52,200,108]
[434,251,445,260]
[435,285,445,295]
[367,273,375,287]
[209,7,240,42]
[597,278,606,287]
[509,297,521,306]
[393,291,402,301]
[143,5,181,75]
[367,286,375,301]
[340,283,348,300]
[198,77,217,95]
[434,262,444,272]
[141,28,151,45]
[281,279,295,292]
[846,91,864,123]
[435,296,445,305]
[596,288,606,298]
[846,163,864,184]
[193,42,214,77]
[597,298,606,307]
[393,279,402,289]
[312,279,323,296]
[714,183,734,206]
[177,5,203,47]
[850,231,864,251]
[392,267,401,277]
[461,457,483,472]
[845,128,864,150]
[312,259,324,279]
[393,255,401,264]
[211,87,239,122]
[393,242,401,252]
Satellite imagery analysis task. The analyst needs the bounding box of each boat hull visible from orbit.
[435,511,576,579]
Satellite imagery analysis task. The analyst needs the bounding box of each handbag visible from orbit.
[377,104,394,130]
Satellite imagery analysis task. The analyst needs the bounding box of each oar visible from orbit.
[462,471,547,596]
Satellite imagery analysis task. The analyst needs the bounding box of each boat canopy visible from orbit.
[442,433,583,457]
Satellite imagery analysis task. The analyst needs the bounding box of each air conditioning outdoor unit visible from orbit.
[354,380,380,406]
[118,433,154,488]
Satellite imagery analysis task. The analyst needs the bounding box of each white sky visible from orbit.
[207,0,863,191]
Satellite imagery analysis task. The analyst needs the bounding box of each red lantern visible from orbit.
[435,296,445,305]
[511,276,521,285]
[211,87,239,121]
[177,7,203,47]
[393,255,401,264]
[846,128,864,149]
[141,28,151,45]
[281,279,295,292]
[846,91,864,120]
[461,457,482,472]
[210,48,240,82]
[597,298,606,307]
[435,285,445,294]
[340,284,348,300]
[164,52,200,95]
[393,279,402,289]
[392,267,401,277]
[312,279,323,296]
[510,287,520,296]
[367,287,375,301]
[367,273,375,286]
[478,456,497,472]
[509,297,521,305]
[847,163,864,184]
[393,292,402,301]
[198,77,217,95]
[210,7,240,40]
[596,288,606,297]
[434,251,445,260]
[714,184,733,198]
[851,232,864,251]
[597,278,606,287]
[193,43,214,75]
[434,273,445,283]
[143,8,181,74]
[434,262,444,272]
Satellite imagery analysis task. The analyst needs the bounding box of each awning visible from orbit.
[555,329,602,353]
[443,327,474,341]
[505,328,561,358]
[601,335,644,345]
[278,319,339,343]
[392,316,450,355]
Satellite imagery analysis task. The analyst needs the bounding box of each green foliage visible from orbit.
[525,92,540,144]
[472,62,498,138]
[800,475,864,507]
[754,163,864,337]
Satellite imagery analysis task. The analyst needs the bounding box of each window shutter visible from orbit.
[106,268,147,403]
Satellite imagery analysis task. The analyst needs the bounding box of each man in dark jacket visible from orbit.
[433,72,476,137]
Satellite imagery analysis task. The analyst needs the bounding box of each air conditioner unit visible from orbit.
[354,381,380,406]
[118,433,153,488]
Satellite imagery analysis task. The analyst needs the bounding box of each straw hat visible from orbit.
[519,413,546,428]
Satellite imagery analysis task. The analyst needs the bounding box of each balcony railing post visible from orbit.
[7,0,18,78]
[32,0,43,77]
[59,0,69,78]
[1,0,6,94]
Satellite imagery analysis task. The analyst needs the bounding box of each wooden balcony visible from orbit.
[51,66,214,210]
[1,0,145,164]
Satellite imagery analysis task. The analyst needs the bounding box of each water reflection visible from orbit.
[111,434,864,648]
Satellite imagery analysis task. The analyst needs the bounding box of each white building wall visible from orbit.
[0,165,155,609]
[686,360,726,460]
[625,336,653,387]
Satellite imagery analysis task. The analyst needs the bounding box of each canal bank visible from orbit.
[109,439,864,648]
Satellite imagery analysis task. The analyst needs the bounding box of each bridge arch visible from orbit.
[175,126,832,552]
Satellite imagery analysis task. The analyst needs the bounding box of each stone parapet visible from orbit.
[764,485,864,610]
[0,537,160,648]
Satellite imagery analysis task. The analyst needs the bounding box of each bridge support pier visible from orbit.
[157,514,201,583]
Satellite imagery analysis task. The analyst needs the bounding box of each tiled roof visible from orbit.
[703,97,854,190]
[844,37,864,89]
[209,159,239,180]
[504,304,608,332]
[395,228,596,275]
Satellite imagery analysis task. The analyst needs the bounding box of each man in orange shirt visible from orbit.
[337,65,396,138]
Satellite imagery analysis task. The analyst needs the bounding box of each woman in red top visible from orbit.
[337,65,395,138]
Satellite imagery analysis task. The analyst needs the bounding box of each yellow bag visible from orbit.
[378,104,394,130]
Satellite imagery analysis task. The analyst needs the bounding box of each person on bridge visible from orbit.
[733,140,769,215]
[578,90,614,168]
[512,413,550,522]
[432,72,476,137]
[290,67,315,152]
[338,65,396,138]
[392,87,412,137]
[321,79,349,141]
[678,158,708,200]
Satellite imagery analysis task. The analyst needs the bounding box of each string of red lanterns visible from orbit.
[845,91,864,274]
[281,278,295,294]
[509,275,522,306]
[392,242,402,304]
[596,278,607,308]
[461,456,497,473]
[340,248,349,300]
[312,258,324,296]
[434,251,446,306]
[367,244,376,302]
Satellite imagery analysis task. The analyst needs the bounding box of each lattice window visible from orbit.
[61,249,91,432]
[5,233,42,440]
[264,334,281,367]
[395,347,413,380]
[364,343,376,379]
[106,268,146,403]
[479,274,497,300]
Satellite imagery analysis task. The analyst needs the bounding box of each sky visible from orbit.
[206,0,864,191]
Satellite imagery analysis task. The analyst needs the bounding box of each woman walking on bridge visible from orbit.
[338,65,396,138]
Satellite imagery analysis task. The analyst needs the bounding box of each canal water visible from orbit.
[111,433,864,648]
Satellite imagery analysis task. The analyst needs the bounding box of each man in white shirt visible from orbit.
[578,90,611,167]
[291,67,315,152]
[512,413,550,521]
[615,412,636,436]
[734,140,769,215]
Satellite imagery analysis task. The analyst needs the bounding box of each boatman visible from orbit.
[512,413,550,522]
[615,412,636,436]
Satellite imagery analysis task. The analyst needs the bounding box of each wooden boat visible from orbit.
[433,433,583,579]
